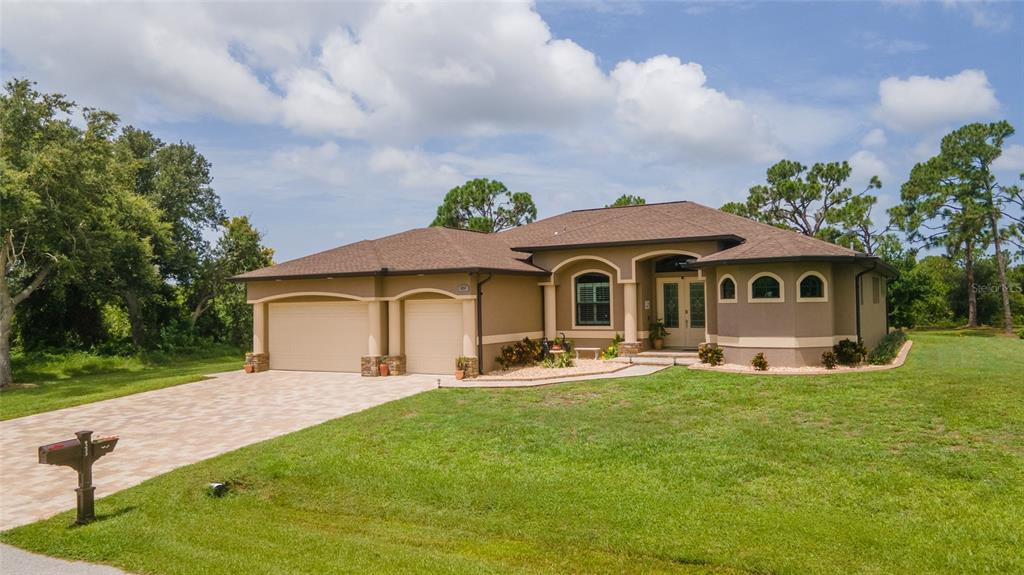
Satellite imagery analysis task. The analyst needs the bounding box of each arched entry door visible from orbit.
[655,277,706,348]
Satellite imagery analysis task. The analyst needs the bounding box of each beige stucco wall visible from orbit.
[247,276,376,301]
[552,259,624,335]
[715,262,837,340]
[859,271,888,349]
[481,275,542,337]
[530,240,722,282]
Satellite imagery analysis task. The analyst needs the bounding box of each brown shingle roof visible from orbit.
[501,200,864,262]
[233,227,546,281]
[236,200,887,281]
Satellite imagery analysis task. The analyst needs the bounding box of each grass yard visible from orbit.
[2,331,1022,574]
[0,347,242,420]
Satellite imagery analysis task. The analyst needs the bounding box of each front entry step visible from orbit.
[609,355,699,366]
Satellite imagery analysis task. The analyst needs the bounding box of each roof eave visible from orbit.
[511,234,744,252]
[229,266,549,282]
[691,254,898,276]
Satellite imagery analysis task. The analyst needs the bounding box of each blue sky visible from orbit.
[3,1,1022,261]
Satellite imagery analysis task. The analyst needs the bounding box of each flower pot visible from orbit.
[379,363,389,377]
[654,338,664,350]
[244,364,254,373]
[455,369,465,380]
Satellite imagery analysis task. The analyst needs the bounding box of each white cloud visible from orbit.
[280,2,612,141]
[611,55,778,163]
[369,147,462,188]
[875,69,1000,132]
[862,32,929,54]
[1,2,289,123]
[849,150,892,185]
[861,128,888,148]
[270,141,347,186]
[748,96,861,157]
[943,0,1014,32]
[994,144,1024,172]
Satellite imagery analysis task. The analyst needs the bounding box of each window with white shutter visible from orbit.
[575,273,611,326]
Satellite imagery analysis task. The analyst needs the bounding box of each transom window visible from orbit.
[751,275,782,299]
[720,277,736,300]
[654,255,697,273]
[575,273,611,326]
[799,275,825,299]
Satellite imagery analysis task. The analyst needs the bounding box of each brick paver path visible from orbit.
[0,370,440,530]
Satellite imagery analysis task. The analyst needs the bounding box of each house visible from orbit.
[234,201,893,375]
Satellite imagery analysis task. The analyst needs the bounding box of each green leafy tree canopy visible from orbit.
[606,194,646,208]
[431,178,537,233]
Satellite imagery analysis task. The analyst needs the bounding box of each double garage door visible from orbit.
[267,300,462,374]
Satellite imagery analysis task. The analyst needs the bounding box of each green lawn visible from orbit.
[0,348,242,420]
[3,332,1022,574]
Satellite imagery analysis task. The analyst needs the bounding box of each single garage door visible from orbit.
[268,301,368,371]
[405,299,463,374]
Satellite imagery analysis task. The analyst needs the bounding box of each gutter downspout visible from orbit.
[854,262,877,342]
[476,273,493,375]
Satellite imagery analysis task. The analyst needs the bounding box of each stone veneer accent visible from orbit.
[361,356,382,377]
[244,353,269,373]
[618,342,643,356]
[460,357,480,378]
[384,355,407,376]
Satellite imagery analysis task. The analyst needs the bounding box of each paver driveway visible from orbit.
[0,370,441,531]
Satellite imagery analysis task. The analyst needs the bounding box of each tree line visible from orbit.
[1,80,273,387]
[720,121,1023,335]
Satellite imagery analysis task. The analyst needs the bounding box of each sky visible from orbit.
[2,0,1022,261]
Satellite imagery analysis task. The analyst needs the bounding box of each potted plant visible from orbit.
[455,356,469,380]
[378,358,390,377]
[649,319,669,350]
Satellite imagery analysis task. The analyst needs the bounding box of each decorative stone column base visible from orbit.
[618,342,643,356]
[361,356,382,377]
[384,355,407,376]
[461,357,480,378]
[244,353,269,373]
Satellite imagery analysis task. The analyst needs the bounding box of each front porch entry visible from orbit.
[656,277,706,348]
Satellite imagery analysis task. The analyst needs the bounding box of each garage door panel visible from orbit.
[269,302,367,371]
[405,300,462,374]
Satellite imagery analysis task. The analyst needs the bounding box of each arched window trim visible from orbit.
[572,269,613,328]
[747,272,785,303]
[718,274,738,303]
[796,271,829,303]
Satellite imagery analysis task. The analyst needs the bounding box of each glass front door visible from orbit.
[656,278,706,348]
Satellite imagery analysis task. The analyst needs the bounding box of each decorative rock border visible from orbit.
[474,362,629,382]
[688,340,914,376]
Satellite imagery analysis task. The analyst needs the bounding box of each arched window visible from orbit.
[797,271,828,302]
[800,275,824,299]
[720,277,736,301]
[575,272,611,326]
[749,273,783,302]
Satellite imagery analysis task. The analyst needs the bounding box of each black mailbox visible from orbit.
[38,430,119,524]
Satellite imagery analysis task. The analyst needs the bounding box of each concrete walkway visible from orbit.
[443,363,669,388]
[0,370,440,531]
[0,543,129,575]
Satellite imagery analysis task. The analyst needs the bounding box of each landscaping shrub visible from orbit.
[698,343,724,366]
[832,338,867,366]
[821,350,838,369]
[601,333,625,359]
[495,337,542,369]
[868,331,908,365]
[751,352,769,371]
[541,351,574,369]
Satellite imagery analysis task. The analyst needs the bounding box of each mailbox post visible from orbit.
[38,430,118,524]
